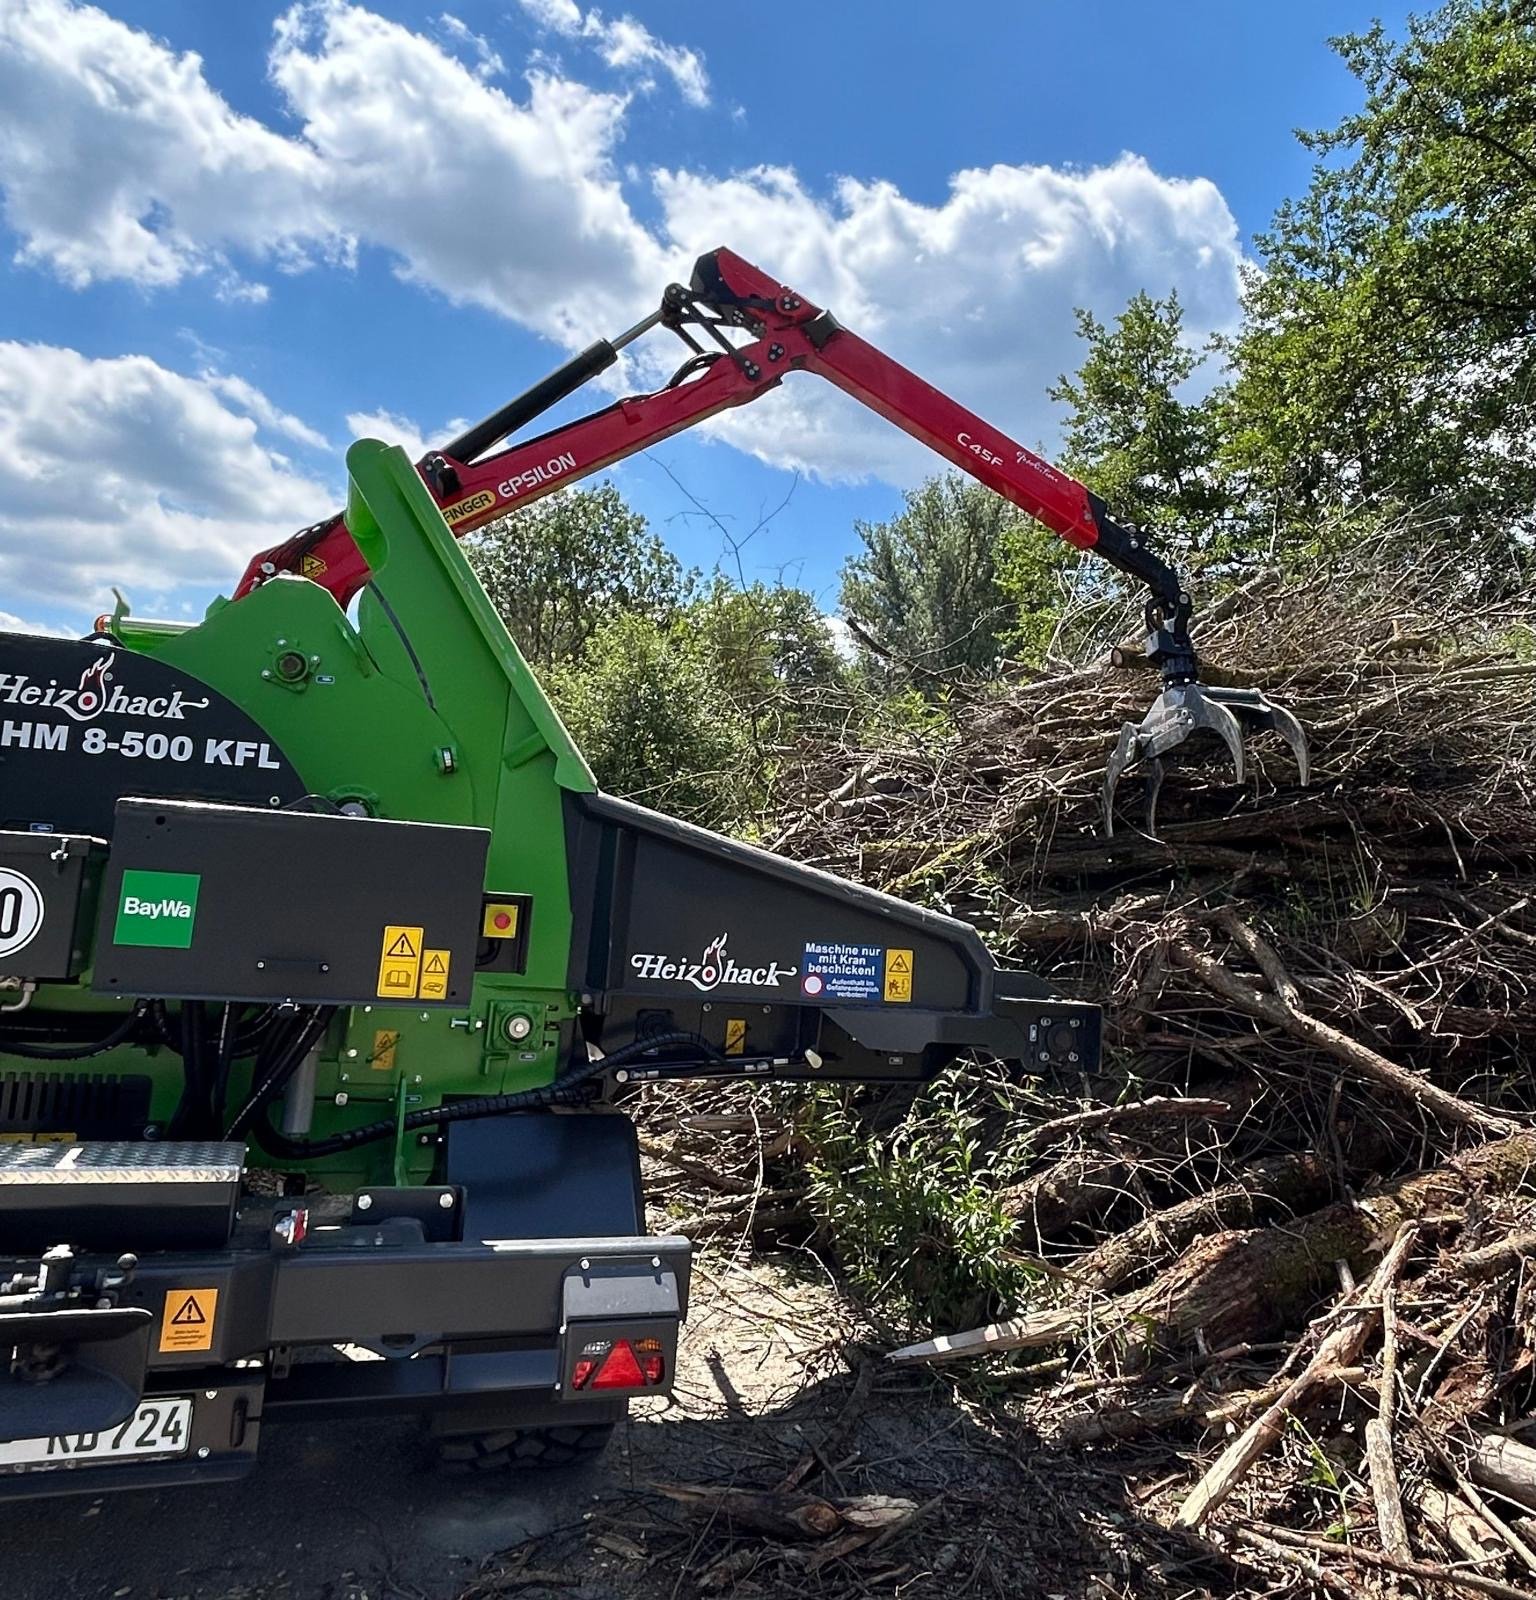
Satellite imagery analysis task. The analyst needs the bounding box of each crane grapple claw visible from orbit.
[1103,681,1309,836]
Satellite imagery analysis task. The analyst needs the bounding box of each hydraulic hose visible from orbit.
[253,1030,722,1161]
[0,1003,148,1061]
[224,1007,336,1140]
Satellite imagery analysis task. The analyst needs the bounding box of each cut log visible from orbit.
[1472,1434,1536,1517]
[652,1484,916,1542]
[1071,1150,1336,1293]
[1175,1222,1418,1528]
[890,1132,1536,1366]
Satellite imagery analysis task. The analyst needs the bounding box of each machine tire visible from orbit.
[436,1422,616,1473]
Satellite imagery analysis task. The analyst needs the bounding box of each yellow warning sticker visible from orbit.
[441,489,498,526]
[724,1018,747,1056]
[419,948,451,1001]
[371,1029,400,1072]
[299,553,328,579]
[377,924,424,1000]
[883,948,914,1004]
[159,1287,218,1353]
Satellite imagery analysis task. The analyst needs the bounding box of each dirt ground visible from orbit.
[0,1253,1231,1600]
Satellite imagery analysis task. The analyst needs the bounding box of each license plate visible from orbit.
[0,1397,193,1471]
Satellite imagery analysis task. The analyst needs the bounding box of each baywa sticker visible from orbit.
[0,651,210,723]
[629,932,797,992]
[114,870,201,949]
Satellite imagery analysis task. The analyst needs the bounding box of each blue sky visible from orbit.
[0,0,1412,636]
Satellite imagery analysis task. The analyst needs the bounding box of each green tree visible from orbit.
[463,483,695,671]
[838,475,1021,679]
[1226,1,1536,554]
[689,578,847,740]
[548,612,748,828]
[1049,292,1231,546]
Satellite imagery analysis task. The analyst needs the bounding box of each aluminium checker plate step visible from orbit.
[0,1140,244,1251]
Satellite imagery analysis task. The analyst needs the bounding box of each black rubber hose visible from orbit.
[210,1003,238,1130]
[224,1007,335,1139]
[0,1003,148,1060]
[253,1030,722,1161]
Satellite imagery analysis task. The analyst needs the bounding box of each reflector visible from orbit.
[591,1339,645,1390]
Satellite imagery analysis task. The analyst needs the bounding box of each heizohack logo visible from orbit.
[114,870,202,949]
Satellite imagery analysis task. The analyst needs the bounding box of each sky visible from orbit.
[0,0,1416,637]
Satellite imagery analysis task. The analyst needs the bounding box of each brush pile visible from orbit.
[636,546,1536,1594]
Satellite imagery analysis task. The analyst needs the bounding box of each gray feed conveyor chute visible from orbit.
[563,791,1101,1082]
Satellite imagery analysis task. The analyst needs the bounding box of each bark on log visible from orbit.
[1472,1434,1536,1516]
[998,1153,1133,1247]
[1071,1150,1336,1294]
[891,1132,1536,1365]
[1176,1223,1418,1528]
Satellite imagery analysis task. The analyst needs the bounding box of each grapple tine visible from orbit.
[1180,687,1247,787]
[1103,723,1142,837]
[1102,683,1255,837]
[1264,700,1310,786]
[1202,685,1311,786]
[1144,756,1166,838]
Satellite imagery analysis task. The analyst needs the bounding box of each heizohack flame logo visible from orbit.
[74,652,114,717]
[0,649,210,723]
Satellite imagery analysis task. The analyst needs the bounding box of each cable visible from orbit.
[224,1007,335,1139]
[0,1004,148,1060]
[253,1030,722,1160]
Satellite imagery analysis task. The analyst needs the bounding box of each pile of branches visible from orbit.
[637,547,1536,1593]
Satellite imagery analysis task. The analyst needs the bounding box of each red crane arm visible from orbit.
[235,248,1187,626]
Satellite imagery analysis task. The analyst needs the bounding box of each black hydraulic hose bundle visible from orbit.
[0,1002,149,1060]
[254,1029,724,1160]
[223,1006,337,1140]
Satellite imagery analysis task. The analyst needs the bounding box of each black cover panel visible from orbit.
[566,790,1022,1014]
[93,799,488,1006]
[0,633,305,838]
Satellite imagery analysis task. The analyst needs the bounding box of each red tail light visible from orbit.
[591,1339,645,1390]
[570,1336,667,1392]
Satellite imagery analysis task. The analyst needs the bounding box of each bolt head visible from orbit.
[438,1192,455,1209]
[356,1193,373,1211]
[204,1389,218,1400]
[505,1013,533,1042]
[197,1446,210,1460]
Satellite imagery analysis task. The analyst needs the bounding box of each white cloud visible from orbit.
[437,12,504,79]
[0,611,69,636]
[514,0,708,106]
[205,372,331,450]
[345,408,431,462]
[0,343,331,610]
[0,0,662,342]
[0,0,342,290]
[0,1,1247,492]
[654,158,1245,484]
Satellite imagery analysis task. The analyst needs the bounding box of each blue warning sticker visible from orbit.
[802,941,883,1002]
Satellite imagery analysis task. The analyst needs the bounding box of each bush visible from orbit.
[548,612,750,830]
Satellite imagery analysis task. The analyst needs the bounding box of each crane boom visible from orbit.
[233,247,1304,832]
